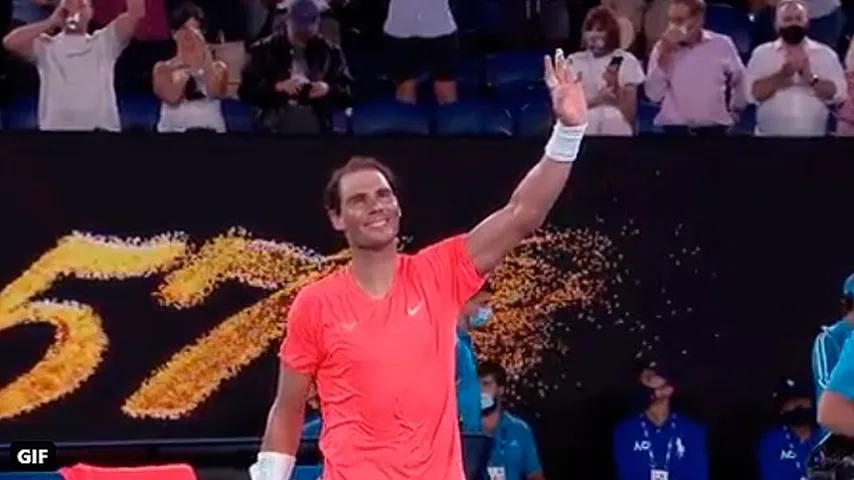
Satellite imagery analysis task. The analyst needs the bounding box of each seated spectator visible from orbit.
[745,0,845,137]
[613,359,709,480]
[384,0,459,104]
[152,2,227,133]
[2,0,145,131]
[835,36,854,135]
[754,0,842,48]
[189,0,249,98]
[239,0,352,134]
[569,7,645,136]
[645,0,745,135]
[758,378,821,480]
[479,361,545,480]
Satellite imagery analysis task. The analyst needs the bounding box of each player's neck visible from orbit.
[350,245,398,298]
[482,409,502,433]
[645,402,670,427]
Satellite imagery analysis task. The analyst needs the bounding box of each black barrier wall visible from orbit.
[2,134,854,479]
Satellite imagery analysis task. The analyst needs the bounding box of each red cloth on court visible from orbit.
[59,463,197,480]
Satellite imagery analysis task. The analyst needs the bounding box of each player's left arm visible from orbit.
[465,50,588,276]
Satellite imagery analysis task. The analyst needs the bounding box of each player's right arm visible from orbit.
[252,289,324,480]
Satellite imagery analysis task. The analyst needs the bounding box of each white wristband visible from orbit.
[544,122,587,163]
[249,451,296,480]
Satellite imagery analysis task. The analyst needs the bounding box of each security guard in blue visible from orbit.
[758,378,820,480]
[613,359,709,480]
[478,361,545,480]
[458,286,494,433]
[811,273,854,408]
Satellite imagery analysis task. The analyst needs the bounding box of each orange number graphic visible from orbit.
[123,231,348,419]
[0,233,187,419]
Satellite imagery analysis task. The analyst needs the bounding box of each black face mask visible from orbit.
[635,385,658,409]
[780,406,815,427]
[779,25,806,45]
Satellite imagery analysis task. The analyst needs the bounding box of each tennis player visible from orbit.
[250,49,588,480]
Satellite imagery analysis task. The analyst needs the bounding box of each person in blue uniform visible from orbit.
[458,285,494,433]
[818,326,854,436]
[613,359,709,480]
[479,361,546,480]
[811,273,854,406]
[758,378,821,480]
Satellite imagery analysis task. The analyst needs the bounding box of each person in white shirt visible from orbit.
[2,0,145,132]
[568,6,645,136]
[152,2,227,133]
[745,0,846,137]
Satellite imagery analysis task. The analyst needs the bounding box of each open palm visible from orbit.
[544,49,588,127]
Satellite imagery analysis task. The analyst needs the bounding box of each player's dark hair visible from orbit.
[170,1,206,33]
[478,361,508,386]
[324,156,398,215]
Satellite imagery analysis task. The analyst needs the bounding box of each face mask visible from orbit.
[65,12,82,31]
[781,406,814,427]
[481,392,498,414]
[779,25,806,45]
[635,385,658,408]
[583,30,607,52]
[468,306,492,328]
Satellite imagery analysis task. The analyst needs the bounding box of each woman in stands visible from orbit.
[152,1,228,133]
[568,6,645,136]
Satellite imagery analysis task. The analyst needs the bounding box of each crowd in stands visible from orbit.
[2,0,854,136]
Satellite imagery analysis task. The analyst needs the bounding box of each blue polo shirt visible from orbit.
[828,332,854,400]
[486,411,543,480]
[457,329,482,433]
[758,426,821,480]
[812,320,853,402]
[613,413,709,480]
[302,415,322,440]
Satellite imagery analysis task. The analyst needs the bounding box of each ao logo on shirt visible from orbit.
[780,450,797,460]
[633,438,687,458]
[634,441,652,452]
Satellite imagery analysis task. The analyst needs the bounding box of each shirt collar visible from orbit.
[774,37,818,51]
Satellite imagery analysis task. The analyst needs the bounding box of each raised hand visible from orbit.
[544,49,588,127]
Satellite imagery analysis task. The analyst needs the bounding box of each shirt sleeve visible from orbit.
[96,22,130,62]
[519,423,544,476]
[415,234,486,310]
[758,432,779,480]
[813,330,840,394]
[828,336,854,400]
[723,36,747,111]
[745,44,776,104]
[619,52,646,87]
[814,46,848,104]
[689,424,711,480]
[644,42,669,103]
[612,422,633,480]
[279,288,324,376]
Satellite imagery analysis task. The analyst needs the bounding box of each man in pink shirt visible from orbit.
[249,50,588,480]
[645,0,746,135]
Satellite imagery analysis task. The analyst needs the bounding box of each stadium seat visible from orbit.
[516,99,553,138]
[351,99,430,135]
[2,94,38,130]
[0,474,63,480]
[705,3,753,59]
[732,104,756,135]
[636,100,661,134]
[332,108,351,134]
[292,465,321,480]
[434,99,513,136]
[485,51,544,91]
[118,93,159,132]
[497,86,549,114]
[221,99,254,133]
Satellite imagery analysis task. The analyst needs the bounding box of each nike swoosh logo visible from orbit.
[407,302,423,316]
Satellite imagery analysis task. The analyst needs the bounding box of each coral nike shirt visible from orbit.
[280,235,485,480]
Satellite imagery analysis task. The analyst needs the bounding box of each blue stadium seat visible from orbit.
[516,99,553,138]
[497,86,549,115]
[118,93,159,131]
[2,94,39,130]
[434,99,513,136]
[485,51,544,91]
[0,474,63,480]
[732,104,756,135]
[221,99,254,132]
[332,109,351,134]
[292,465,321,480]
[636,100,661,134]
[705,3,753,59]
[351,99,430,135]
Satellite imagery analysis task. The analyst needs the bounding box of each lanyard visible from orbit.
[782,427,805,475]
[639,413,677,470]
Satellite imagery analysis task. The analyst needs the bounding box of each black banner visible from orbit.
[1,134,854,477]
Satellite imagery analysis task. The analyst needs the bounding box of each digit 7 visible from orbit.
[0,233,187,420]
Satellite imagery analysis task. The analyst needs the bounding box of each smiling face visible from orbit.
[328,168,401,250]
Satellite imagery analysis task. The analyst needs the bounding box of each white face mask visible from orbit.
[584,30,608,52]
[480,392,495,410]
